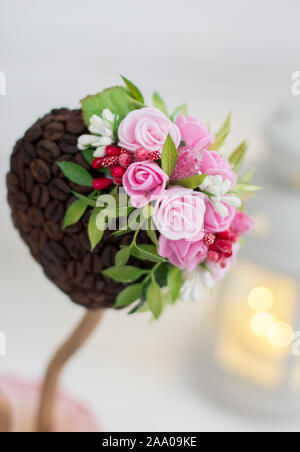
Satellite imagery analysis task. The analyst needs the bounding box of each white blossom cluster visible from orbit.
[77,109,115,158]
[180,267,215,302]
[200,175,241,219]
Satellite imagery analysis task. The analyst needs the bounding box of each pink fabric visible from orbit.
[204,199,236,233]
[159,236,208,271]
[123,160,169,208]
[118,107,181,154]
[0,374,100,432]
[176,115,214,150]
[153,186,206,241]
[230,211,254,236]
[200,150,237,188]
[207,243,240,280]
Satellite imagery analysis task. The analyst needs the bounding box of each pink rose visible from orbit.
[230,211,254,236]
[159,236,208,271]
[123,160,169,208]
[200,150,237,189]
[207,243,239,280]
[204,199,236,233]
[118,107,181,154]
[176,115,214,150]
[153,186,206,241]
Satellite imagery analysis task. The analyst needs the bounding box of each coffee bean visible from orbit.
[102,245,118,267]
[27,206,44,227]
[21,168,34,194]
[51,108,69,116]
[24,124,42,143]
[64,223,81,234]
[44,240,68,263]
[41,114,55,127]
[66,117,86,135]
[44,220,63,240]
[79,231,91,251]
[30,159,51,184]
[43,122,65,141]
[67,260,86,281]
[37,140,60,163]
[64,236,85,260]
[40,230,48,249]
[52,155,72,177]
[75,152,91,171]
[6,173,19,194]
[58,134,78,154]
[20,142,36,165]
[49,178,70,201]
[94,278,105,291]
[32,184,50,208]
[13,192,28,211]
[83,254,103,273]
[45,200,64,222]
[69,181,91,194]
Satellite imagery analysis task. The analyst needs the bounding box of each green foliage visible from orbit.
[152,92,168,116]
[81,86,139,126]
[146,275,163,319]
[63,199,87,229]
[229,140,248,172]
[174,174,207,189]
[161,134,178,177]
[103,265,148,283]
[57,162,93,187]
[88,208,105,250]
[167,266,184,302]
[209,113,231,151]
[71,191,97,207]
[115,246,131,266]
[170,104,188,122]
[131,244,165,263]
[121,76,144,104]
[81,149,95,165]
[115,283,143,308]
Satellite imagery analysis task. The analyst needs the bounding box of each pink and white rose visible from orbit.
[123,161,169,208]
[118,107,181,154]
[204,198,236,233]
[159,236,208,271]
[230,211,254,236]
[153,186,206,241]
[200,150,237,189]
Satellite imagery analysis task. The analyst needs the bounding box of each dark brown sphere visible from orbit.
[6,108,144,310]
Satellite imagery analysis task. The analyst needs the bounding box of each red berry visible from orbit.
[203,233,216,247]
[148,151,161,161]
[111,166,125,178]
[207,251,220,263]
[95,156,119,168]
[93,177,113,190]
[119,148,130,155]
[135,148,148,161]
[113,176,123,185]
[92,158,103,170]
[119,153,132,169]
[215,239,233,255]
[220,257,228,269]
[217,229,232,241]
[105,145,121,157]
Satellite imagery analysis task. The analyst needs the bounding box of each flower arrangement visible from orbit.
[57,76,259,318]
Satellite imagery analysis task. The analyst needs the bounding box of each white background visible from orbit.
[1,0,300,432]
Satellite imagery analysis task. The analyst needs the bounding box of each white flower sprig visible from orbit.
[77,109,115,157]
[180,267,215,302]
[200,175,242,219]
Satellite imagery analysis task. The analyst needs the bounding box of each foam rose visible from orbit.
[176,115,214,150]
[204,198,236,233]
[159,236,208,271]
[200,150,237,189]
[230,211,254,236]
[123,160,169,208]
[153,186,206,241]
[118,107,181,154]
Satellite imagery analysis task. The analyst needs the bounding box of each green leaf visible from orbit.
[153,92,168,116]
[81,86,138,126]
[174,173,207,189]
[81,149,94,165]
[239,169,255,184]
[111,227,133,238]
[161,134,178,177]
[154,263,169,288]
[115,246,131,266]
[131,244,165,263]
[167,266,184,302]
[146,276,163,319]
[233,183,262,193]
[115,283,143,308]
[146,228,158,247]
[63,199,87,229]
[57,162,93,187]
[209,113,231,151]
[103,265,148,283]
[229,140,248,172]
[171,104,188,122]
[71,191,97,207]
[121,76,144,104]
[88,208,105,250]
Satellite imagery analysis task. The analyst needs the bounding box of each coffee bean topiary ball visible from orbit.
[6,108,149,310]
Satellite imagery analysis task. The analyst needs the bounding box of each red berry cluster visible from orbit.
[204,229,239,269]
[92,146,160,190]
